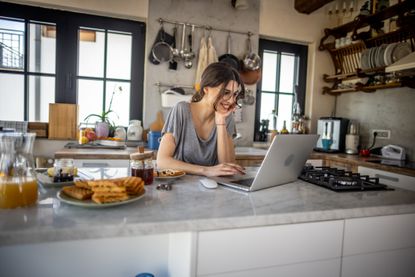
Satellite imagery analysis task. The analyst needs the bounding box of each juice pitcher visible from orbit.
[0,132,37,208]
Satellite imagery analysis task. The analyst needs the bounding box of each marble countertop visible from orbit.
[2,167,415,246]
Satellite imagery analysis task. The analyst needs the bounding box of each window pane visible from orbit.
[28,75,55,122]
[262,51,277,92]
[260,92,275,129]
[28,22,56,74]
[105,81,130,127]
[279,53,295,93]
[78,79,104,124]
[277,94,293,131]
[0,73,24,120]
[78,28,105,77]
[0,17,24,71]
[106,32,132,80]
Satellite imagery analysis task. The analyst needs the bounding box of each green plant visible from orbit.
[84,86,122,130]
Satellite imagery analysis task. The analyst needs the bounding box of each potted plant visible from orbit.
[84,86,121,138]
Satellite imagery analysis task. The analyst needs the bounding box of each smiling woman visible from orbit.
[156,62,246,177]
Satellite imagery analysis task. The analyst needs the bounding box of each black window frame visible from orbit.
[255,38,308,139]
[0,1,146,122]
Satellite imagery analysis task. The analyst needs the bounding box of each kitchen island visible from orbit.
[1,167,415,277]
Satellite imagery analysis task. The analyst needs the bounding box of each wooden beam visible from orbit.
[295,0,333,14]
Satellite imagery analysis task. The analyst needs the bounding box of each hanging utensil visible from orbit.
[218,32,240,71]
[184,24,195,69]
[152,25,174,63]
[242,34,261,70]
[169,24,178,70]
[242,89,255,105]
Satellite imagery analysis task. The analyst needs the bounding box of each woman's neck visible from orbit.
[191,100,215,123]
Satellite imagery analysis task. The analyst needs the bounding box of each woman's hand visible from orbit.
[215,104,236,125]
[203,163,245,177]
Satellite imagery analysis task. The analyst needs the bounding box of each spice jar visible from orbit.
[130,149,154,185]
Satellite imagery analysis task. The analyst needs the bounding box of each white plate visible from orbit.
[36,170,76,188]
[57,190,145,208]
[154,171,186,180]
[392,42,412,63]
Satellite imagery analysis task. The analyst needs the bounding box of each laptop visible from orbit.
[215,134,319,192]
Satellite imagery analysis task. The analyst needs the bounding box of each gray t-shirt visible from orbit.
[161,101,236,166]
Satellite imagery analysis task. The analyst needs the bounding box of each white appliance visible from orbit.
[381,145,406,160]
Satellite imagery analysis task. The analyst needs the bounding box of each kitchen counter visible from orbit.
[1,167,415,247]
[55,146,415,177]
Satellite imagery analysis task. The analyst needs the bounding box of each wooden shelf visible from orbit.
[323,82,402,96]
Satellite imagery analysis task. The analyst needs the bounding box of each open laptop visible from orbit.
[215,134,319,192]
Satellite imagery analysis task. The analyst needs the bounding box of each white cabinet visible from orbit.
[341,214,415,277]
[196,220,343,276]
[0,234,170,277]
[358,166,415,191]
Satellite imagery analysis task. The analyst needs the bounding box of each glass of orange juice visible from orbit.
[0,132,38,209]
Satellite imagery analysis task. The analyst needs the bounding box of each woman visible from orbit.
[157,62,246,177]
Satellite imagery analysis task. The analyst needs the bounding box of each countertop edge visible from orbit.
[2,204,415,247]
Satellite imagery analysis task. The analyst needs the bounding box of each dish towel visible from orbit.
[194,36,208,92]
[207,36,218,65]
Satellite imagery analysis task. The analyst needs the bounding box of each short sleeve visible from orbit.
[161,102,185,144]
[225,114,236,138]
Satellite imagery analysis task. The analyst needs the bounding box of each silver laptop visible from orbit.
[215,134,319,192]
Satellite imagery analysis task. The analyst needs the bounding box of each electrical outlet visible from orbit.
[372,129,391,139]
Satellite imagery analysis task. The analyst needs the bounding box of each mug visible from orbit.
[148,131,162,150]
[321,138,333,151]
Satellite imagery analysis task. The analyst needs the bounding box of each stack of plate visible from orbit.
[360,42,412,70]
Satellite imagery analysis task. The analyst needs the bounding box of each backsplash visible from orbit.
[335,87,415,161]
[143,0,259,146]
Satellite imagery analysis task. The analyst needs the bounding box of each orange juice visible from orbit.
[0,178,38,209]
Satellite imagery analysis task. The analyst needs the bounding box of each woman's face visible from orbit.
[207,80,240,113]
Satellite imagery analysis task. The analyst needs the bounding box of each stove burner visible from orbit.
[299,166,391,192]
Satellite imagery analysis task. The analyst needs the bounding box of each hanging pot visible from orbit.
[242,35,261,70]
[240,66,262,85]
[218,33,240,71]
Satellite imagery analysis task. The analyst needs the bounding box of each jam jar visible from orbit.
[130,150,154,185]
[53,158,75,182]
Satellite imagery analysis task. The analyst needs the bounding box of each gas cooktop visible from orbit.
[299,165,392,192]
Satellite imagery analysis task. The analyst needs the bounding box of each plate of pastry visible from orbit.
[57,177,145,208]
[154,169,186,179]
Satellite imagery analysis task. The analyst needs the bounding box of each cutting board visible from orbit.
[150,111,165,132]
[48,103,78,139]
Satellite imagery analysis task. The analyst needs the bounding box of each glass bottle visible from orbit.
[0,132,37,209]
[280,120,289,134]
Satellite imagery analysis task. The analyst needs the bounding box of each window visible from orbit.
[255,39,307,139]
[0,2,145,125]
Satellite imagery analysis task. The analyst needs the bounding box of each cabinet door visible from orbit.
[196,220,343,276]
[342,214,415,277]
[358,166,415,191]
[342,248,415,277]
[201,258,341,277]
[0,235,169,277]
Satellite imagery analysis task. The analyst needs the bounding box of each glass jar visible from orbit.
[0,132,37,209]
[130,159,154,185]
[53,158,75,182]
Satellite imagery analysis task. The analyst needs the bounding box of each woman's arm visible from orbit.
[216,124,236,163]
[157,133,243,177]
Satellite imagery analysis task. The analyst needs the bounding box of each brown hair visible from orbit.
[191,62,245,110]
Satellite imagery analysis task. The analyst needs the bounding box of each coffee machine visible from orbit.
[315,117,349,153]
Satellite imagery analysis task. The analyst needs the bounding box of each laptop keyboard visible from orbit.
[232,178,255,187]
